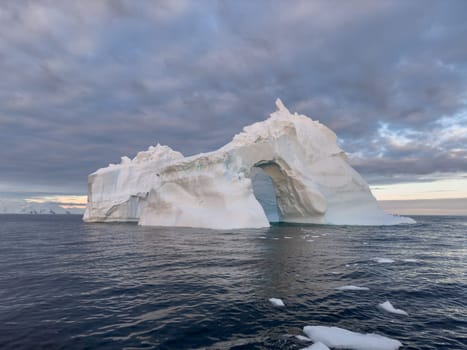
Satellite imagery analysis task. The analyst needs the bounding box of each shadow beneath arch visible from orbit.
[250,166,279,223]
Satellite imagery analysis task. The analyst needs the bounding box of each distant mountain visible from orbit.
[0,199,84,215]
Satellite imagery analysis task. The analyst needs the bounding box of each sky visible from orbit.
[0,0,466,214]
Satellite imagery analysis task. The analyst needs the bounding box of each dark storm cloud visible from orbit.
[0,0,466,195]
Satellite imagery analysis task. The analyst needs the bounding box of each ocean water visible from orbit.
[0,215,465,350]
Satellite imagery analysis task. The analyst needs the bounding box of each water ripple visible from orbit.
[0,214,465,349]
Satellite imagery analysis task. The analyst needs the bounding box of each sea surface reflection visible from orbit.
[0,215,465,349]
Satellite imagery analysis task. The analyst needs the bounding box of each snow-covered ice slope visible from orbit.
[84,99,415,229]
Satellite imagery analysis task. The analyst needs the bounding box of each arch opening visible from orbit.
[250,160,296,223]
[250,166,279,223]
[251,160,324,224]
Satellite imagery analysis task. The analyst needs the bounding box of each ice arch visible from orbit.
[253,160,326,222]
[84,99,414,228]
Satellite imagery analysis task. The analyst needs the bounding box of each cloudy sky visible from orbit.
[0,0,466,213]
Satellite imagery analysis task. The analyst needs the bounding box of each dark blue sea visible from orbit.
[0,215,465,349]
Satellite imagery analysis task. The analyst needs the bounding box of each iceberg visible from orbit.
[83,99,415,229]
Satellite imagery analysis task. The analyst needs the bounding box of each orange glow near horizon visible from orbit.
[25,195,87,208]
[22,177,467,213]
[370,178,467,201]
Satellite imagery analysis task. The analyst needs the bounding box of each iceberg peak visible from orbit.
[275,97,290,114]
[84,99,415,229]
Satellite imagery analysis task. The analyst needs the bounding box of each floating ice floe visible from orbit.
[402,258,417,262]
[269,298,285,307]
[336,285,370,291]
[303,326,402,350]
[378,301,408,316]
[284,236,292,239]
[301,341,331,350]
[374,258,395,263]
[296,335,313,342]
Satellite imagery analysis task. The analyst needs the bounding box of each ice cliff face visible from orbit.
[83,99,414,229]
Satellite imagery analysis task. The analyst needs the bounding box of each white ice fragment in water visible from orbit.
[402,258,417,262]
[336,285,370,291]
[374,258,395,263]
[378,301,408,316]
[303,326,402,350]
[269,298,285,307]
[301,341,331,350]
[284,236,292,239]
[296,335,313,342]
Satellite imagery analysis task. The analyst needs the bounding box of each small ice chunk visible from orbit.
[336,285,370,291]
[296,335,313,342]
[374,258,395,263]
[301,341,331,350]
[269,298,285,307]
[402,258,417,262]
[284,236,292,239]
[303,326,402,350]
[378,301,408,316]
